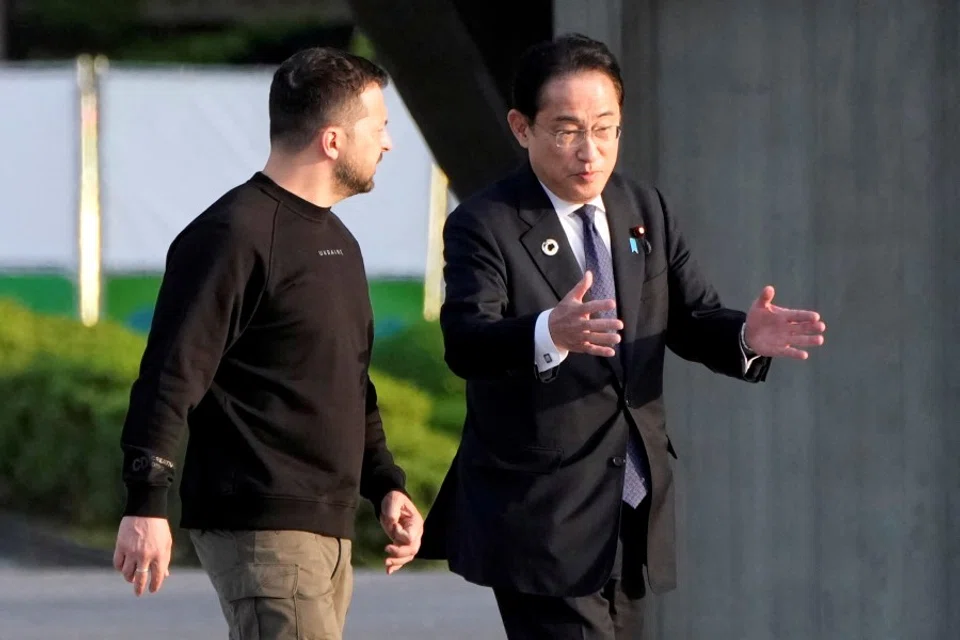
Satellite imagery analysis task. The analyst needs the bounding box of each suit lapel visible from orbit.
[516,173,583,302]
[512,167,645,384]
[602,176,646,377]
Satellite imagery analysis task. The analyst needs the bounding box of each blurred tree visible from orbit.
[7,0,359,63]
[23,0,141,38]
[118,22,355,65]
[13,0,140,58]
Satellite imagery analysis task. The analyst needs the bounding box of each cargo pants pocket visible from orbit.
[212,562,301,640]
[191,529,348,640]
[209,555,346,639]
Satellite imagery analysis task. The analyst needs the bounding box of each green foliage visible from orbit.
[352,372,456,568]
[372,372,457,507]
[15,1,366,65]
[22,0,141,38]
[372,320,466,436]
[0,300,143,375]
[120,30,255,65]
[372,320,462,398]
[0,360,130,526]
[0,298,459,567]
[0,299,166,549]
[349,30,377,61]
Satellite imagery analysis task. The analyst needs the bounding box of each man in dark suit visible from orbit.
[418,34,826,638]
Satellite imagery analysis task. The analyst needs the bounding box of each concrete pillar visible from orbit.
[555,1,960,638]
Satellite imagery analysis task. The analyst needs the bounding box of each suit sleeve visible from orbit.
[439,205,539,379]
[360,322,407,515]
[659,188,771,382]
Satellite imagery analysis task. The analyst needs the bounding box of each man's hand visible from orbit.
[744,286,826,359]
[548,271,624,357]
[112,516,173,597]
[379,491,423,575]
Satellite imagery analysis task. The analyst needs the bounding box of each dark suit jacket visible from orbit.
[418,163,771,597]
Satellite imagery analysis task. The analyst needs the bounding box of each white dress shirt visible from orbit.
[532,181,760,374]
[533,183,608,372]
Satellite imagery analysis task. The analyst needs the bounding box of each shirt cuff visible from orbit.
[534,308,569,372]
[739,322,761,375]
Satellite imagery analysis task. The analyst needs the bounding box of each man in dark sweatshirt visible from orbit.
[111,47,423,639]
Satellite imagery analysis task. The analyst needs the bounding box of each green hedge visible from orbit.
[0,299,458,566]
[371,320,466,437]
[350,372,456,567]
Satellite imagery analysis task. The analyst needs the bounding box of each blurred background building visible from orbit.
[0,2,957,639]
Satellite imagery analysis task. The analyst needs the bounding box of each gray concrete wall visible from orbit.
[553,0,623,60]
[556,1,960,638]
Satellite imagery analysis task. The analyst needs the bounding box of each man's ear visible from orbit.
[317,127,342,160]
[507,109,532,149]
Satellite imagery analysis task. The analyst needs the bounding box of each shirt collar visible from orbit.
[538,180,606,218]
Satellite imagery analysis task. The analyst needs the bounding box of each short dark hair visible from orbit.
[511,33,624,120]
[269,47,389,152]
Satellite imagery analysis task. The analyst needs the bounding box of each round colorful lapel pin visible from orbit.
[541,238,559,256]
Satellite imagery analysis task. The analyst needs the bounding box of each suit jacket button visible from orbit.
[611,456,626,467]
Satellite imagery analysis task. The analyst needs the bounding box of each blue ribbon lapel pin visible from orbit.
[629,225,651,255]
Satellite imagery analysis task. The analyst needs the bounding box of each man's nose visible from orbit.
[577,135,601,162]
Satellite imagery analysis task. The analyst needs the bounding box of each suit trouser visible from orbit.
[189,529,353,640]
[494,497,650,640]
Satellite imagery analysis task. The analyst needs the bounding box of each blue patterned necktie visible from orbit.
[575,204,649,508]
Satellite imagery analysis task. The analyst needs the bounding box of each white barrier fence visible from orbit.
[0,60,450,283]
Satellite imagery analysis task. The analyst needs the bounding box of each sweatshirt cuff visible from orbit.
[123,485,169,518]
[367,474,408,518]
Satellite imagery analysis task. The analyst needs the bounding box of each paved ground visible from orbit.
[0,567,506,639]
